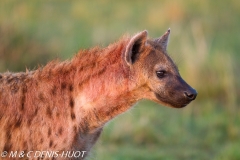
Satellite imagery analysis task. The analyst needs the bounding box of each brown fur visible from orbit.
[0,30,197,159]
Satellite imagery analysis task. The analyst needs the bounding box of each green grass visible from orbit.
[0,0,239,159]
[89,100,240,160]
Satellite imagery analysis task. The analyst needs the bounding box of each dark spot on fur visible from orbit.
[73,132,80,143]
[7,77,14,83]
[73,125,77,133]
[6,132,11,141]
[97,67,107,76]
[3,143,12,152]
[61,82,67,90]
[48,128,52,137]
[0,74,2,79]
[21,95,25,111]
[58,127,63,135]
[40,138,44,144]
[49,140,53,147]
[39,93,45,102]
[39,155,45,159]
[63,138,67,144]
[14,118,22,128]
[34,108,38,116]
[22,85,27,93]
[63,69,70,76]
[3,129,12,151]
[78,66,84,73]
[53,144,57,149]
[21,85,27,111]
[46,106,52,118]
[78,82,84,90]
[23,141,27,148]
[69,97,74,108]
[71,112,76,120]
[11,85,19,94]
[69,84,73,92]
[51,86,57,95]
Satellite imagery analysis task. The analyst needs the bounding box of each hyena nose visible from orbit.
[184,89,197,101]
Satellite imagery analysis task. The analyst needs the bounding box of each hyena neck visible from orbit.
[70,39,146,132]
[74,66,144,133]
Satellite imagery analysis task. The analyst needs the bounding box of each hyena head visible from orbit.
[124,29,197,108]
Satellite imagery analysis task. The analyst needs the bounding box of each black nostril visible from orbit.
[184,91,197,100]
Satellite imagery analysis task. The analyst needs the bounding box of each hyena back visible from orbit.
[0,29,197,159]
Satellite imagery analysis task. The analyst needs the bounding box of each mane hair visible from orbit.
[35,36,130,81]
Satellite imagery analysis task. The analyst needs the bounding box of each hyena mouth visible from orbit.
[154,93,190,108]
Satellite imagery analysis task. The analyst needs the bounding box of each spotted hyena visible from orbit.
[0,29,197,159]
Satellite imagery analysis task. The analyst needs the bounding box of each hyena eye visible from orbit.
[156,70,166,78]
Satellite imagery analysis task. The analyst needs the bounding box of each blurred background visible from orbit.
[0,0,239,159]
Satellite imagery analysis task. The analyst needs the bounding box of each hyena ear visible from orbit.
[155,28,170,51]
[124,30,148,66]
